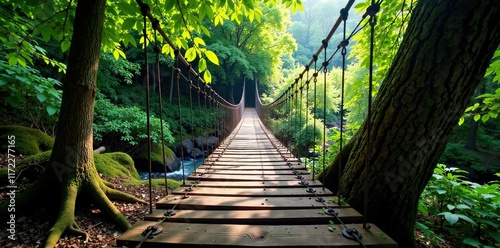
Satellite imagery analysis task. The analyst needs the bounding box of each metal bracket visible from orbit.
[342,228,362,240]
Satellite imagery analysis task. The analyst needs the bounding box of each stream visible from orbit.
[138,158,205,181]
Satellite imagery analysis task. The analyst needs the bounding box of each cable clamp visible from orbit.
[340,8,349,21]
[342,228,363,240]
[324,207,338,216]
[139,0,150,17]
[142,225,163,238]
[164,209,176,217]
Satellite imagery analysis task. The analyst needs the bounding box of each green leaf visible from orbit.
[16,57,26,67]
[205,50,219,65]
[456,214,476,225]
[0,78,5,86]
[194,37,205,47]
[473,114,481,122]
[439,212,459,225]
[36,93,47,102]
[458,117,465,125]
[8,56,17,66]
[198,58,207,72]
[122,18,136,30]
[455,204,471,210]
[486,229,500,243]
[481,114,490,122]
[203,69,212,83]
[185,47,197,62]
[446,204,455,211]
[462,238,482,247]
[481,193,495,199]
[328,226,335,232]
[46,105,58,116]
[61,39,71,52]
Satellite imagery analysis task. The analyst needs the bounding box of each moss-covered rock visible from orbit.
[0,125,54,155]
[1,151,140,186]
[133,144,180,172]
[94,152,140,180]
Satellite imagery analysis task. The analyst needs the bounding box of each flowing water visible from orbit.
[139,158,205,181]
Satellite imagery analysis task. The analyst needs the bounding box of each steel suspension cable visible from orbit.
[364,0,381,230]
[338,7,348,206]
[305,67,310,169]
[174,51,186,186]
[152,22,169,196]
[140,3,153,214]
[188,70,196,172]
[322,39,328,191]
[312,55,318,180]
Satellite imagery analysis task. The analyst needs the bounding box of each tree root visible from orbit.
[103,185,148,204]
[102,179,116,189]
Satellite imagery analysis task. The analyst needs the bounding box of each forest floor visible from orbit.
[0,154,465,248]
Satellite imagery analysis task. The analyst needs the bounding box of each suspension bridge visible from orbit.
[113,0,397,246]
[116,108,397,247]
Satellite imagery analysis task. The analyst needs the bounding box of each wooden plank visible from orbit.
[144,209,362,224]
[188,174,313,181]
[184,180,326,188]
[156,195,345,210]
[117,222,397,247]
[203,161,299,166]
[172,187,334,197]
[194,170,307,176]
[198,165,307,171]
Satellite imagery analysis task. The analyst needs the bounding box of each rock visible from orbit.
[190,148,204,158]
[176,139,195,156]
[166,157,181,172]
[0,125,54,155]
[195,136,219,149]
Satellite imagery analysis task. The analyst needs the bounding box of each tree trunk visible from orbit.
[0,1,145,246]
[464,81,487,151]
[319,1,500,247]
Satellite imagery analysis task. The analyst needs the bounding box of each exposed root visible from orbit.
[90,182,131,230]
[102,179,116,189]
[67,223,88,242]
[103,185,148,204]
[44,184,79,248]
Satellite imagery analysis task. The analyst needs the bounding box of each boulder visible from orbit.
[190,148,204,158]
[166,157,181,172]
[195,136,219,149]
[176,139,195,157]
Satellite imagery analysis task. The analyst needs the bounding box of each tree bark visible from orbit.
[319,1,500,247]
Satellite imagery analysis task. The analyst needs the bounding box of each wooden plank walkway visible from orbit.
[115,108,397,247]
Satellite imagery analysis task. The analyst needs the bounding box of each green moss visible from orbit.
[94,152,139,180]
[18,150,52,166]
[123,178,181,190]
[0,125,54,155]
[138,144,175,164]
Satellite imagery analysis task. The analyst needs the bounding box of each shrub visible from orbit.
[93,99,175,150]
[417,164,500,247]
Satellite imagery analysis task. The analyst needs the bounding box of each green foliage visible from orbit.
[94,152,140,180]
[439,143,484,171]
[93,99,175,148]
[0,125,54,155]
[418,164,500,247]
[97,52,140,101]
[0,60,62,132]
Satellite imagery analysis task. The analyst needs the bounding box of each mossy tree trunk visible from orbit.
[1,1,145,247]
[319,1,500,247]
